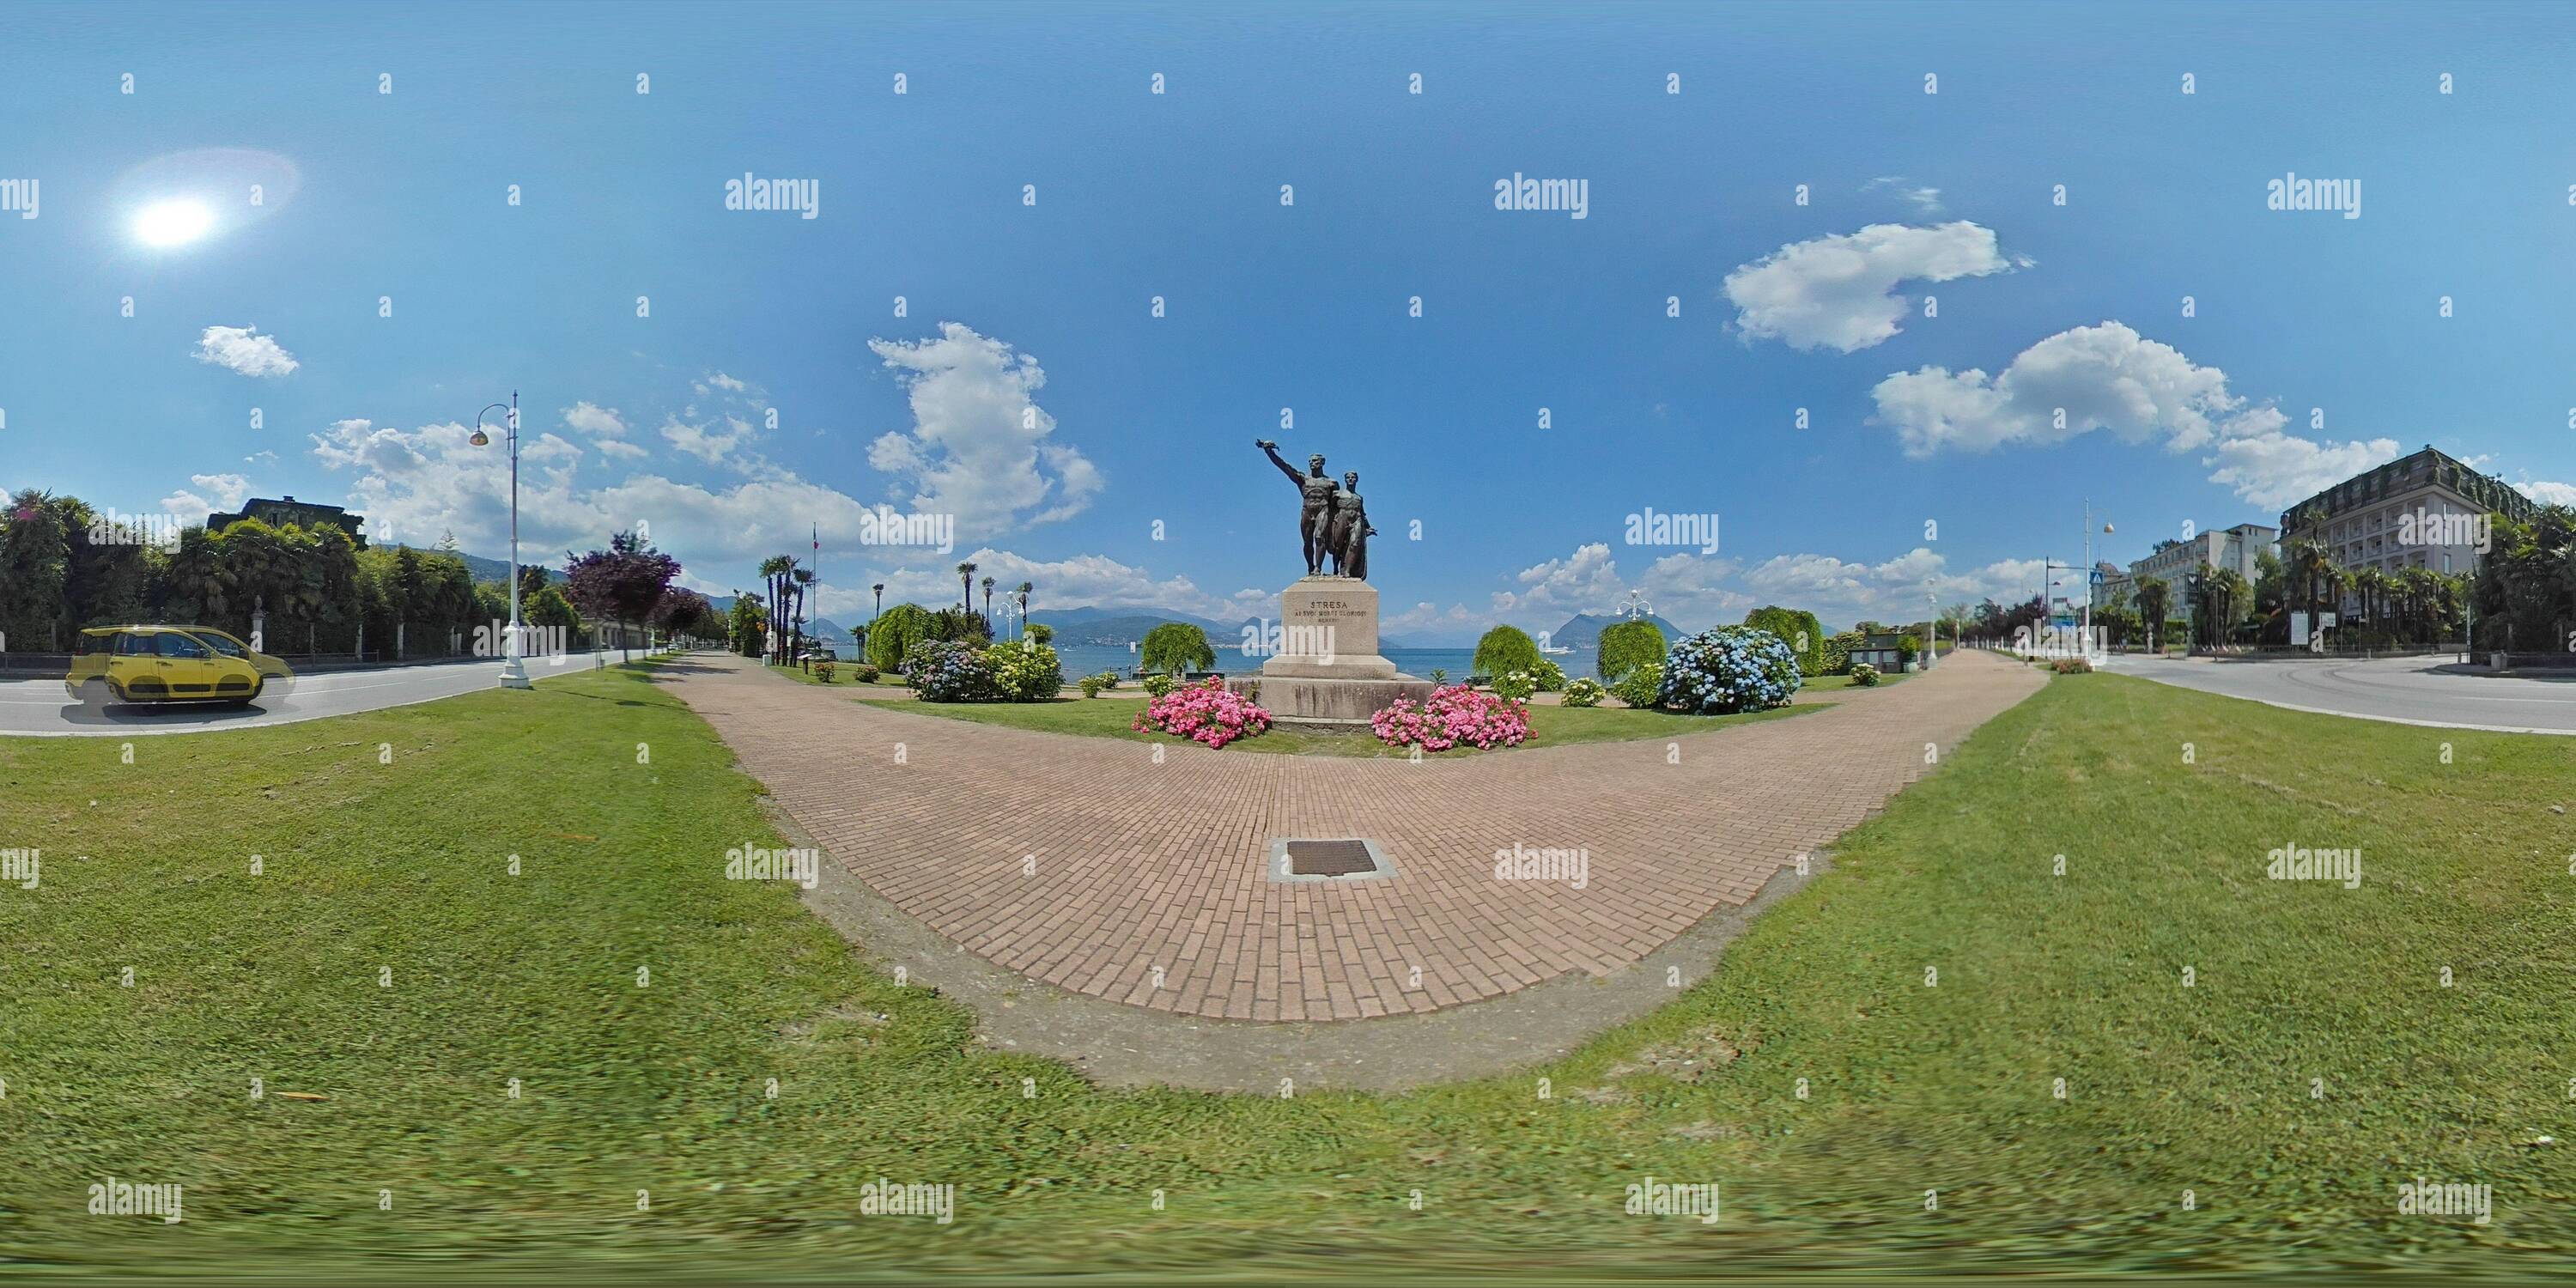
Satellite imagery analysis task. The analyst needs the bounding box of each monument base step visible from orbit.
[1235,674,1434,728]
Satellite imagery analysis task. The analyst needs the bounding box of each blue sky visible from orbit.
[6,1,2574,641]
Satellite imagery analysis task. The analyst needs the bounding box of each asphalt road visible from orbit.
[2096,653,2576,734]
[0,653,625,737]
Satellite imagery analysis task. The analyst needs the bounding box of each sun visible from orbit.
[133,198,215,247]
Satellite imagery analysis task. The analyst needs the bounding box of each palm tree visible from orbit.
[956,561,978,613]
[791,567,817,659]
[981,574,995,629]
[2209,567,2251,649]
[757,554,796,663]
[1016,580,1032,641]
[872,582,884,623]
[2134,575,2169,653]
[2284,539,2331,631]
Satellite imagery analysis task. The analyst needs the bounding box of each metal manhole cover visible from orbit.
[1267,837,1396,883]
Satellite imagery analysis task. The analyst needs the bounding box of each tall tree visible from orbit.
[956,560,978,614]
[565,531,682,662]
[0,489,71,651]
[2134,576,2169,653]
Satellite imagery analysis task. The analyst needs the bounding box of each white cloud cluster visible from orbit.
[866,322,1103,538]
[193,325,298,378]
[1872,320,2398,508]
[159,472,252,518]
[811,547,1265,624]
[1723,221,2013,353]
[1456,542,2048,637]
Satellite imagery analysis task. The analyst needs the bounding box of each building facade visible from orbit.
[206,495,368,546]
[2275,446,2533,615]
[2120,523,2277,627]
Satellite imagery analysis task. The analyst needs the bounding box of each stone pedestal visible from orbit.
[1232,576,1433,727]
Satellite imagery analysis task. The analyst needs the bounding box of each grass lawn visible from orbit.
[827,688,1822,756]
[1801,671,1906,690]
[2,665,2571,1278]
[764,660,905,690]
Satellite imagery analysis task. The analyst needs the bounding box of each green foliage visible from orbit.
[1024,622,1055,646]
[1561,677,1607,708]
[851,664,879,683]
[983,641,1064,702]
[1743,605,1826,673]
[1078,673,1109,698]
[1595,619,1668,683]
[1611,660,1664,710]
[926,606,993,644]
[1428,668,1449,685]
[1139,622,1215,675]
[1491,669,1537,702]
[1530,656,1566,692]
[1899,635,1921,665]
[728,593,768,657]
[811,659,836,683]
[867,603,933,671]
[1821,629,1862,675]
[1849,662,1880,687]
[1142,672,1178,699]
[1473,624,1542,677]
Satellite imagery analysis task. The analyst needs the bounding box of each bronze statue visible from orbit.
[1258,439,1340,576]
[1327,471,1375,580]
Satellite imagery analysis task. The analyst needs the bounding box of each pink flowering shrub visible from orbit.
[1370,683,1531,752]
[1133,677,1273,749]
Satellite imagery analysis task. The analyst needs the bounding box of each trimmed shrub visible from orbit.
[1140,622,1216,676]
[1530,656,1567,692]
[2050,656,2094,674]
[1473,624,1543,679]
[1133,678,1272,748]
[1657,625,1801,714]
[927,606,993,644]
[1821,630,1862,676]
[1561,677,1607,708]
[1370,684,1532,752]
[867,603,933,672]
[1744,605,1826,675]
[812,659,836,683]
[1849,662,1880,687]
[851,663,880,683]
[1025,622,1055,645]
[1491,669,1537,702]
[984,641,1064,702]
[905,640,999,702]
[1078,673,1109,698]
[1142,672,1179,699]
[1596,619,1668,684]
[1898,635,1921,668]
[1611,661,1664,710]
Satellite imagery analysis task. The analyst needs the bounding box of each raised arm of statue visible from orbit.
[1257,440,1303,485]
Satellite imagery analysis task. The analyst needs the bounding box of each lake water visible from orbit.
[1051,644,1569,683]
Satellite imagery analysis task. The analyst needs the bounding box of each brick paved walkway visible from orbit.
[665,652,2042,1022]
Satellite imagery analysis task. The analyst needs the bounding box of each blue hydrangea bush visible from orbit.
[1657,625,1802,714]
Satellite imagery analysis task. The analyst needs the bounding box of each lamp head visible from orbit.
[469,428,491,447]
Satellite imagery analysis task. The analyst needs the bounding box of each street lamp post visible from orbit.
[469,392,532,690]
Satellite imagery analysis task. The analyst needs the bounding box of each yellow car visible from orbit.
[66,626,267,708]
[185,626,294,682]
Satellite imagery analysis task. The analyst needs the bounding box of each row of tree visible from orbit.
[0,489,708,660]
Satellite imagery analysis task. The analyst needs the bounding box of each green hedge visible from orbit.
[1595,619,1668,683]
[1473,624,1542,677]
[1743,605,1825,675]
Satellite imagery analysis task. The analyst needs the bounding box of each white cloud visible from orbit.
[2204,432,2401,510]
[562,401,628,437]
[661,414,763,468]
[593,439,650,461]
[806,546,1265,624]
[159,472,252,517]
[1863,176,1944,213]
[2514,477,2576,507]
[1870,319,2399,508]
[192,325,298,378]
[1723,222,2012,352]
[866,322,1103,537]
